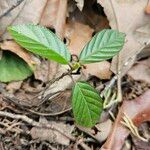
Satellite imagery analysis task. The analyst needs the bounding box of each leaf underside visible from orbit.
[79,29,125,64]
[8,24,71,64]
[72,82,103,127]
[0,51,33,82]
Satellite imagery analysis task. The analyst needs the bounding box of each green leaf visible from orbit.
[72,81,103,127]
[79,29,125,64]
[0,51,33,82]
[8,24,71,64]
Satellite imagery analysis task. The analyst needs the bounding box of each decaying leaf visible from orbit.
[95,119,112,142]
[127,58,150,84]
[31,117,74,146]
[34,60,58,82]
[101,90,150,150]
[6,81,23,93]
[35,90,72,114]
[98,0,150,76]
[0,0,47,39]
[65,21,94,55]
[82,61,112,79]
[40,0,68,39]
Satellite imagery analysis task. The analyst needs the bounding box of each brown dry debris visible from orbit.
[0,0,150,149]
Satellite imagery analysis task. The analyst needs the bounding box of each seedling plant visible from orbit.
[8,24,125,127]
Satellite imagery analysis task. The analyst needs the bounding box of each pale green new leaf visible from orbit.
[8,24,71,64]
[79,29,125,64]
[72,82,103,127]
[0,52,33,82]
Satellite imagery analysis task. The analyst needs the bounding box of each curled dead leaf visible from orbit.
[101,90,150,150]
[98,0,150,76]
[31,117,74,146]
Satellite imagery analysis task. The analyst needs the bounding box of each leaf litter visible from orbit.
[0,0,150,149]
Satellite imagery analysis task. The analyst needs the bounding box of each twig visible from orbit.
[0,0,24,20]
[77,138,91,150]
[121,113,148,142]
[27,107,72,116]
[0,110,75,142]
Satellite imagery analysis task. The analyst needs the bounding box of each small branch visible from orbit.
[27,107,72,116]
[0,111,75,142]
[0,0,24,20]
[121,113,148,142]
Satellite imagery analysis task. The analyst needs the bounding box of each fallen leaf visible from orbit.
[44,90,71,113]
[127,58,150,84]
[6,81,23,93]
[65,21,94,55]
[77,119,112,143]
[101,90,150,150]
[40,0,68,39]
[31,117,74,146]
[82,61,112,79]
[137,46,150,59]
[0,0,26,38]
[95,119,112,142]
[34,60,58,82]
[0,0,47,39]
[98,0,150,76]
[69,0,109,32]
[0,41,38,68]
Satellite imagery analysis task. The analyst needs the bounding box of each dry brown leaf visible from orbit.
[82,61,112,79]
[46,90,71,113]
[0,41,38,68]
[31,117,74,146]
[69,0,109,32]
[95,119,112,142]
[98,0,150,76]
[65,21,94,55]
[137,46,150,59]
[77,119,112,143]
[0,0,47,39]
[40,0,67,39]
[101,90,150,150]
[34,60,58,82]
[0,0,25,38]
[6,81,23,93]
[127,58,150,84]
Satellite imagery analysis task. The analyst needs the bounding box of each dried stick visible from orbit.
[0,111,75,141]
